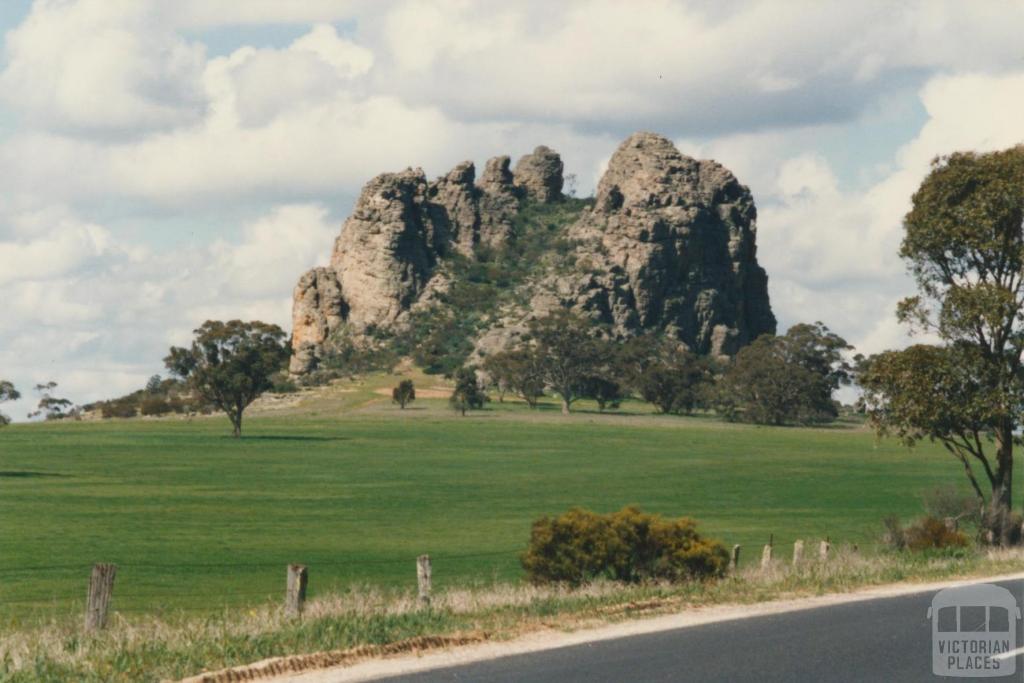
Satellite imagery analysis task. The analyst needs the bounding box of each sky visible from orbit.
[1,0,1023,420]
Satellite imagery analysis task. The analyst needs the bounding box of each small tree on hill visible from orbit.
[392,379,416,409]
[0,380,20,427]
[449,367,486,416]
[164,320,288,437]
[145,374,162,394]
[28,381,78,421]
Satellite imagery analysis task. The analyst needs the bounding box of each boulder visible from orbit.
[286,133,775,373]
[560,131,776,354]
[513,145,564,203]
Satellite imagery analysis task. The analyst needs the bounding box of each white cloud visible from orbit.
[0,203,337,415]
[0,0,207,136]
[1,1,1023,420]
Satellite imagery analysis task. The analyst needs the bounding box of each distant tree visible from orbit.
[584,375,624,411]
[482,348,545,408]
[529,309,610,415]
[145,374,162,394]
[859,145,1024,545]
[630,342,712,415]
[392,379,416,409]
[0,380,20,427]
[716,323,853,425]
[449,367,487,416]
[27,381,78,421]
[164,320,288,437]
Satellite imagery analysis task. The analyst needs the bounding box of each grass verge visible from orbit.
[2,547,1022,682]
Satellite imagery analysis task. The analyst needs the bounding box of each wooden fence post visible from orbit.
[819,538,831,561]
[286,564,308,617]
[760,534,774,570]
[729,544,741,572]
[792,540,804,566]
[84,563,117,632]
[417,555,432,606]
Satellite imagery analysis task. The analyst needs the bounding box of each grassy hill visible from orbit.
[0,370,1003,622]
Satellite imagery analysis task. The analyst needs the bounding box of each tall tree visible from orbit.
[449,367,486,416]
[629,341,713,415]
[27,382,78,421]
[859,146,1024,544]
[0,380,20,427]
[716,323,852,425]
[528,309,609,415]
[165,320,288,437]
[482,349,545,408]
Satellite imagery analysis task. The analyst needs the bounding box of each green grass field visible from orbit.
[0,375,1007,623]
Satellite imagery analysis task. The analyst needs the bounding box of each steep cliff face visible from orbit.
[289,133,775,373]
[551,132,775,355]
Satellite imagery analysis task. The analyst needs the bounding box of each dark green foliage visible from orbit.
[624,337,714,415]
[139,396,187,417]
[0,380,18,427]
[584,376,624,411]
[269,372,299,394]
[522,506,728,586]
[526,309,616,414]
[388,199,591,376]
[90,377,192,420]
[716,322,852,425]
[165,320,288,437]
[145,374,163,394]
[863,146,1024,545]
[320,328,399,377]
[102,397,139,418]
[392,379,416,408]
[449,367,486,415]
[481,348,545,407]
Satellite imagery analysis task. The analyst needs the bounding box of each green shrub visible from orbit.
[139,397,172,416]
[522,506,728,586]
[882,515,970,552]
[392,380,416,408]
[100,397,138,418]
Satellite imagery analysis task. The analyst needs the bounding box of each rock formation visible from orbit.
[288,132,775,373]
[549,132,775,355]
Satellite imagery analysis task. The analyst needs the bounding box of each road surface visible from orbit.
[379,579,1024,683]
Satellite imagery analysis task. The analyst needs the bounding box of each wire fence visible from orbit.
[0,548,525,614]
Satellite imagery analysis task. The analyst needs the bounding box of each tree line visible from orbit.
[478,309,854,424]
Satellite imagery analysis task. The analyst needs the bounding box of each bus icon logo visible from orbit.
[929,584,1021,677]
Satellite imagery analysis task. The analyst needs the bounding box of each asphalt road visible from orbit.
[381,579,1024,683]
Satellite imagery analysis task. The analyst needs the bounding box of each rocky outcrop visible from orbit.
[554,132,775,354]
[289,148,566,373]
[476,156,520,248]
[288,132,775,373]
[514,146,564,203]
[427,161,479,256]
[289,267,346,374]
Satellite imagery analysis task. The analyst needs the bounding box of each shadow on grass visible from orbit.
[229,435,350,442]
[0,471,68,478]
